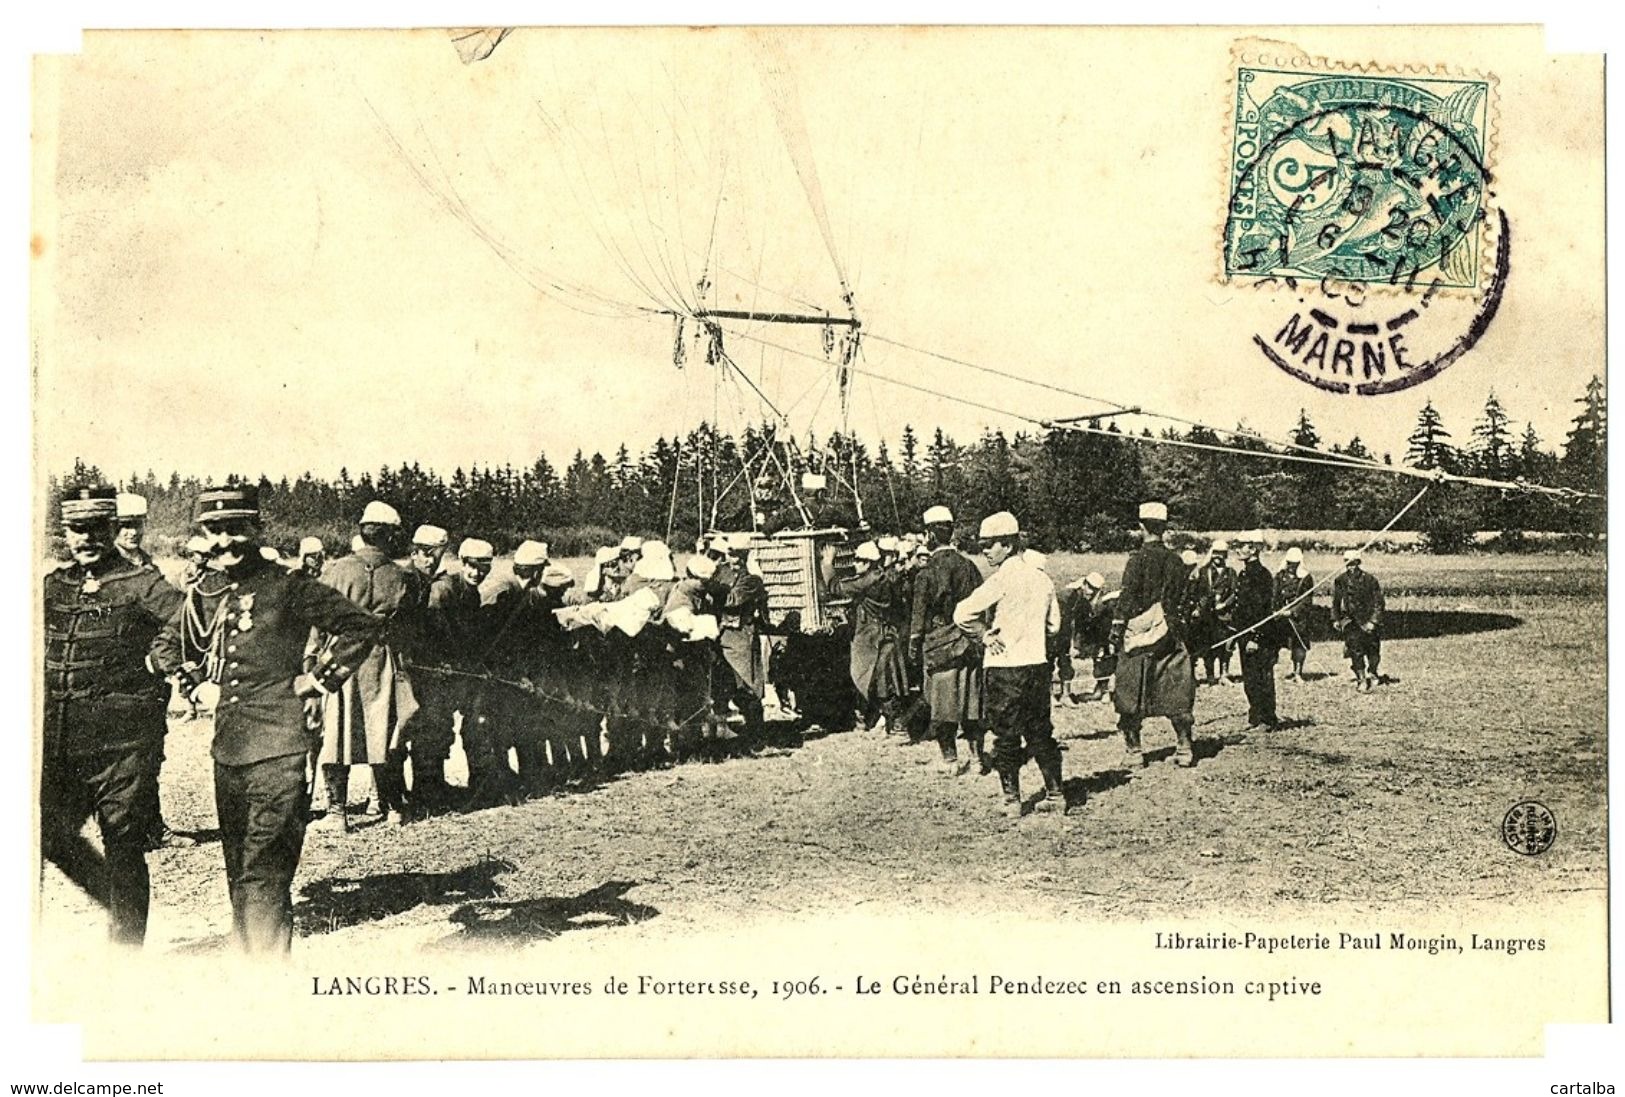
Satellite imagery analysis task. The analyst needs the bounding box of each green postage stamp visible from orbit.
[1225,63,1493,291]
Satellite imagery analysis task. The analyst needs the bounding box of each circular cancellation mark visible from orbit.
[1502,801,1557,856]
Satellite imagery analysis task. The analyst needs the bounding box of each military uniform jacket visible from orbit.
[421,572,484,668]
[831,569,907,699]
[1332,570,1384,632]
[909,547,983,643]
[1235,558,1285,649]
[1114,543,1190,639]
[44,555,182,756]
[1274,568,1315,619]
[153,556,380,766]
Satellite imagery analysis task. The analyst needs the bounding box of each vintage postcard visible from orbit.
[29,24,1607,1060]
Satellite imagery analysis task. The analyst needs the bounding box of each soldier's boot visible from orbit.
[412,759,452,815]
[998,770,1023,818]
[936,734,961,777]
[313,767,350,833]
[373,763,407,826]
[1034,756,1068,814]
[1121,722,1146,769]
[1173,720,1197,768]
[963,735,989,778]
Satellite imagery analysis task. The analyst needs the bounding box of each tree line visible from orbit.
[52,376,1605,556]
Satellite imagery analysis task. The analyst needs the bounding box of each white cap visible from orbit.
[412,524,448,548]
[726,531,756,552]
[259,545,282,562]
[1085,571,1106,589]
[594,546,619,565]
[541,564,575,588]
[185,535,211,556]
[979,511,1020,539]
[1210,540,1230,554]
[458,538,494,561]
[1343,548,1363,562]
[706,535,733,555]
[513,540,550,567]
[1285,547,1304,564]
[854,541,882,562]
[1138,501,1168,522]
[1023,549,1048,571]
[298,536,324,557]
[360,501,401,526]
[686,554,718,579]
[923,505,953,525]
[116,493,148,519]
[1181,550,1199,567]
[619,535,645,554]
[642,539,670,560]
[1236,529,1265,545]
[878,536,901,554]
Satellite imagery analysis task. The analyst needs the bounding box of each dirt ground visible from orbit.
[38,551,1607,954]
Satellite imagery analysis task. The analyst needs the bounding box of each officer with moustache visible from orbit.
[152,486,379,956]
[42,486,183,946]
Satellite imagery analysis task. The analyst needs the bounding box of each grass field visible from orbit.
[40,551,1606,953]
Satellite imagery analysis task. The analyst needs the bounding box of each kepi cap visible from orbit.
[513,540,550,567]
[1085,571,1106,589]
[116,493,148,520]
[195,486,260,522]
[412,524,448,548]
[1210,540,1230,554]
[1343,548,1363,563]
[299,536,324,557]
[619,535,645,554]
[457,538,494,561]
[360,501,401,526]
[686,554,718,579]
[922,505,953,526]
[61,485,117,522]
[978,511,1020,539]
[541,564,574,588]
[1284,547,1304,564]
[854,541,882,562]
[1138,501,1168,522]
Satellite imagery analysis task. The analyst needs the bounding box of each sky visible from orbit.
[32,26,1604,487]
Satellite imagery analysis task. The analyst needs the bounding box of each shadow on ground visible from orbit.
[1298,608,1521,642]
[294,857,517,935]
[430,880,658,950]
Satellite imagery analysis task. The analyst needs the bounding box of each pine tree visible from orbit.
[1405,401,1455,471]
[1560,375,1606,490]
[1471,390,1513,479]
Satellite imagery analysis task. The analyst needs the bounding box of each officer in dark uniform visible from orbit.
[152,486,380,956]
[42,486,183,946]
[1332,549,1386,692]
[406,535,486,813]
[1232,530,1282,729]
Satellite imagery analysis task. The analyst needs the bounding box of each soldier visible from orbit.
[152,485,379,955]
[1067,572,1117,703]
[422,538,493,804]
[1232,530,1282,730]
[398,525,451,815]
[1189,540,1238,684]
[297,537,325,580]
[909,505,987,775]
[477,540,554,799]
[1112,502,1199,769]
[1275,547,1315,679]
[952,512,1067,816]
[42,486,183,946]
[710,535,769,746]
[823,540,909,737]
[312,501,420,830]
[583,546,621,601]
[113,492,152,569]
[1332,549,1385,692]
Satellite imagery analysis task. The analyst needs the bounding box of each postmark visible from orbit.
[1222,53,1508,395]
[1226,67,1493,290]
[1501,801,1557,856]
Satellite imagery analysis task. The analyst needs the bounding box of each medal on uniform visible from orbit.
[237,591,255,632]
[81,576,100,594]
